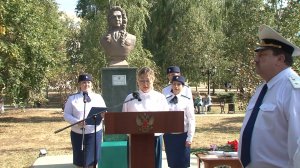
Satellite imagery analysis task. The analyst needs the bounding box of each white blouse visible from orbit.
[166,93,195,142]
[64,91,106,134]
[122,90,169,136]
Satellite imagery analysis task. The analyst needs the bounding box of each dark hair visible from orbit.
[271,47,293,66]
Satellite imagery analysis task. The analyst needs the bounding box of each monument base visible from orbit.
[99,141,128,168]
[109,60,129,67]
[101,67,137,141]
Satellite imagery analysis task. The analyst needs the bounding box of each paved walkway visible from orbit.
[32,151,198,168]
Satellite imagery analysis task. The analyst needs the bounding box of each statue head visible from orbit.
[101,6,136,66]
[108,6,127,32]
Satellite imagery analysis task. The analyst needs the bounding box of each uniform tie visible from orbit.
[170,96,178,104]
[241,84,268,167]
[83,92,91,103]
[86,95,91,103]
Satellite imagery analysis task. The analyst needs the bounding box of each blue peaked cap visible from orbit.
[78,74,92,83]
[167,66,180,74]
[171,76,185,85]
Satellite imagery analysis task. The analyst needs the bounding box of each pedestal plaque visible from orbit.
[101,67,137,141]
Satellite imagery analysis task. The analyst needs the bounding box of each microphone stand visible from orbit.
[55,95,138,134]
[82,97,87,168]
[57,93,137,167]
[55,109,107,167]
[123,97,135,103]
[54,110,106,134]
[93,114,98,168]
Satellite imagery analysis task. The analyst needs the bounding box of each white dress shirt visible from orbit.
[122,90,169,136]
[64,91,106,134]
[294,138,300,168]
[238,68,300,168]
[166,93,195,142]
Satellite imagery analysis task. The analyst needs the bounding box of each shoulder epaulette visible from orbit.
[163,84,171,88]
[184,85,190,88]
[289,76,300,89]
[181,95,190,99]
[68,92,80,98]
[166,95,172,99]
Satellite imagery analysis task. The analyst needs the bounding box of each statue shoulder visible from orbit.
[100,33,112,44]
[125,33,136,46]
[127,33,136,39]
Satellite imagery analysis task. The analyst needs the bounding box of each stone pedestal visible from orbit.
[101,67,137,141]
[99,141,128,168]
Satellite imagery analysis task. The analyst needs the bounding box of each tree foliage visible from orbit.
[221,0,266,103]
[144,0,225,86]
[0,0,66,105]
[1,0,300,107]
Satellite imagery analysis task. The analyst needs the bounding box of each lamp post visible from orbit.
[207,67,216,95]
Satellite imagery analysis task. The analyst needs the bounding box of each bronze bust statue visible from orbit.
[100,6,136,67]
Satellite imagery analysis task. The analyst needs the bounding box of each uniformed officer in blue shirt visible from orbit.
[164,75,195,168]
[64,73,106,168]
[162,66,193,107]
[238,25,300,168]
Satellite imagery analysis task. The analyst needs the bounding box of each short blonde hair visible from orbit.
[137,67,155,80]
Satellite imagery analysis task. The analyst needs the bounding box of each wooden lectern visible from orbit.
[105,111,184,168]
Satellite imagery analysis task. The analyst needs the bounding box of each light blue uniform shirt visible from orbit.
[166,93,195,142]
[64,91,106,134]
[238,68,300,168]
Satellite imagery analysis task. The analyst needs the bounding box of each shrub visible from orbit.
[217,92,236,103]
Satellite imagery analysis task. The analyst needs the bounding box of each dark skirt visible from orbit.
[71,130,102,167]
[163,132,190,168]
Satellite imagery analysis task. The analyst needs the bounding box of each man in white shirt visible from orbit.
[294,138,300,168]
[238,25,300,168]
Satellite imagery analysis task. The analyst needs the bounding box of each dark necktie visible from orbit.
[86,95,91,103]
[170,96,178,104]
[83,93,91,103]
[241,84,268,167]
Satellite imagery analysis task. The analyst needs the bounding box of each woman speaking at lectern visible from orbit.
[122,67,169,168]
[64,74,106,168]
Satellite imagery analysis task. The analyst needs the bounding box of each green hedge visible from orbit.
[217,92,236,103]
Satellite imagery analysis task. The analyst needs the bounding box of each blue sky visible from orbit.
[55,0,77,15]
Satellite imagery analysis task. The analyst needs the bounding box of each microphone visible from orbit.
[123,97,135,104]
[123,91,142,104]
[82,91,91,103]
[132,91,142,101]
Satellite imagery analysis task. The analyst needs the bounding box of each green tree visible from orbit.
[0,0,66,106]
[45,13,83,103]
[271,0,300,73]
[221,0,267,105]
[144,0,225,88]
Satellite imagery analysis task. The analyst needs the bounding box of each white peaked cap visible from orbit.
[256,24,300,57]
